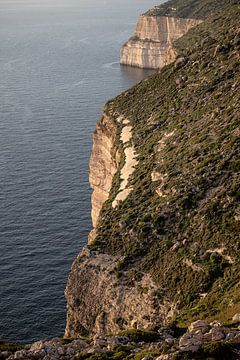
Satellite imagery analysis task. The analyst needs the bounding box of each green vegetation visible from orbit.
[132,349,162,360]
[173,341,240,359]
[75,345,162,360]
[118,329,160,343]
[61,336,90,345]
[66,339,240,360]
[144,0,239,19]
[76,353,111,360]
[91,3,240,326]
[75,347,132,360]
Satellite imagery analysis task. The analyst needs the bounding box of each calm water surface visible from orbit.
[0,0,160,343]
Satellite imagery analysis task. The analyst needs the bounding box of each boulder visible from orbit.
[179,334,202,350]
[30,341,45,351]
[165,337,175,345]
[30,349,46,359]
[232,314,240,323]
[175,57,188,68]
[188,320,210,333]
[69,339,88,350]
[93,338,107,348]
[210,328,225,341]
[210,320,222,327]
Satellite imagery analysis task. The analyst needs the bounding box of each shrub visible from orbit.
[118,329,159,343]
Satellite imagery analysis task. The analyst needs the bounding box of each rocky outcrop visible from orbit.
[66,110,173,338]
[120,15,202,69]
[88,114,120,242]
[65,247,175,338]
[3,319,240,360]
[64,0,240,347]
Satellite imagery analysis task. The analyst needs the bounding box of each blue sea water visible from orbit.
[0,0,160,343]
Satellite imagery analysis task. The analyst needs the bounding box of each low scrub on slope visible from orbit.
[92,4,240,326]
[145,0,239,19]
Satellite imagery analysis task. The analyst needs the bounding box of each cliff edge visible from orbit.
[120,0,238,69]
[65,0,240,352]
[120,15,202,69]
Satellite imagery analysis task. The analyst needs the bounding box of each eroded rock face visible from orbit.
[89,114,120,231]
[120,16,202,69]
[65,111,177,338]
[65,247,174,338]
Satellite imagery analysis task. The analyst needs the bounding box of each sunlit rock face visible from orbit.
[65,247,174,338]
[88,114,120,242]
[120,15,202,69]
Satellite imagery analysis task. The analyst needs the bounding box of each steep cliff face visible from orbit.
[65,2,240,340]
[88,114,120,242]
[65,247,176,338]
[66,111,173,337]
[120,15,202,69]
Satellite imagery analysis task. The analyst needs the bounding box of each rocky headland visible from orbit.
[120,0,238,69]
[120,15,202,69]
[64,0,240,358]
[2,0,240,359]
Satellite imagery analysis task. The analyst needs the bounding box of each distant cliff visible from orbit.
[120,15,202,69]
[120,0,238,69]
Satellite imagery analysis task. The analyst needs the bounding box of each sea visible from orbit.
[0,0,160,344]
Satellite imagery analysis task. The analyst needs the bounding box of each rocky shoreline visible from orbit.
[1,318,240,360]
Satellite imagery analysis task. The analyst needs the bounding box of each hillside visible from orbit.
[95,3,240,325]
[1,1,240,360]
[145,0,239,18]
[120,0,240,69]
[63,1,240,360]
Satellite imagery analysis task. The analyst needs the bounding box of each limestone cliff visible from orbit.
[65,1,240,341]
[120,15,202,69]
[88,114,120,242]
[65,111,174,337]
[65,247,176,338]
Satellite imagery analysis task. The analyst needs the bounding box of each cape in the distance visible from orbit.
[1,0,240,359]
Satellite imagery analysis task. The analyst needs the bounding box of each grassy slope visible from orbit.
[144,0,239,19]
[91,4,240,326]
